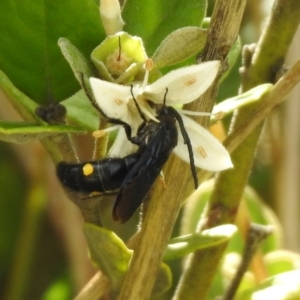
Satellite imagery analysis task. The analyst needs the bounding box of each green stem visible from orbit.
[174,0,247,298]
[175,0,300,299]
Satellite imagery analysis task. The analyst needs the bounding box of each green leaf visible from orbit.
[83,223,132,289]
[0,69,42,122]
[181,180,282,254]
[164,225,236,261]
[58,38,97,86]
[211,84,273,121]
[0,121,86,143]
[152,27,207,69]
[122,0,207,56]
[83,223,172,295]
[62,90,100,132]
[58,38,98,107]
[153,263,172,296]
[0,0,105,103]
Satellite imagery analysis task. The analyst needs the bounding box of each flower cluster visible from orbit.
[89,60,233,172]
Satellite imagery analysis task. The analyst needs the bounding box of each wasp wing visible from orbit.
[113,121,178,223]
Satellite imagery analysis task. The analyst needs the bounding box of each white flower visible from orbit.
[90,60,220,121]
[89,60,233,172]
[174,114,232,171]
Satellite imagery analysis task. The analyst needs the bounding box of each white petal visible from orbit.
[174,114,233,171]
[143,61,220,104]
[108,129,138,157]
[90,77,132,120]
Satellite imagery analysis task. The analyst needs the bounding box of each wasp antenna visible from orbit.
[130,85,147,123]
[169,107,198,188]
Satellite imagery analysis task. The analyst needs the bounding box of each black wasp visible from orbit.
[57,78,198,223]
[111,89,198,223]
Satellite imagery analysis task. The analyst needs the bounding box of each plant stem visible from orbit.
[175,0,300,299]
[117,155,190,300]
[221,224,272,300]
[186,0,247,126]
[225,59,300,153]
[74,272,110,300]
[116,1,248,300]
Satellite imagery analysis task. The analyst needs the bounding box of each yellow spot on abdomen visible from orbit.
[83,163,94,176]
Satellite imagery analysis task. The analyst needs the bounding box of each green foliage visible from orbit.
[122,0,207,56]
[62,90,100,131]
[0,69,40,122]
[152,27,207,69]
[1,0,300,299]
[0,0,105,103]
[0,121,86,143]
[182,181,282,254]
[58,38,97,89]
[83,224,132,289]
[83,223,172,296]
[165,225,237,261]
